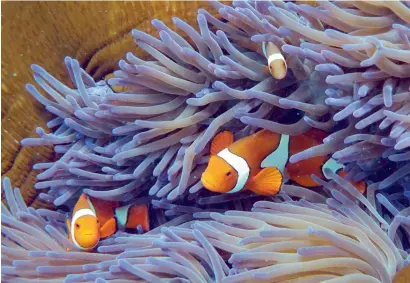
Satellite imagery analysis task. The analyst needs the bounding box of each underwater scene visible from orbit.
[1,1,410,282]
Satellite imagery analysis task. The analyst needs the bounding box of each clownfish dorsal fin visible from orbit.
[248,167,283,196]
[100,218,117,238]
[73,193,91,212]
[211,131,234,156]
[74,193,97,216]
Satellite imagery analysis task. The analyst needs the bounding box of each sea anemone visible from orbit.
[20,1,410,205]
[2,173,409,282]
[2,0,410,282]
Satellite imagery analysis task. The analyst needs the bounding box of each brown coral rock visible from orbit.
[1,1,224,208]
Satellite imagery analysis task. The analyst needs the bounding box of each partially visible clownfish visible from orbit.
[201,129,366,196]
[295,0,319,7]
[262,41,287,80]
[393,263,410,283]
[66,193,149,251]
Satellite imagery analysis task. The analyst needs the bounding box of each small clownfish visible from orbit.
[262,41,287,80]
[201,129,366,196]
[393,263,410,283]
[66,193,149,251]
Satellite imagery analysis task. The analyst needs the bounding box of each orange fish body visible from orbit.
[287,129,366,193]
[201,129,366,196]
[66,194,149,251]
[201,130,283,195]
[286,129,329,187]
[393,264,410,283]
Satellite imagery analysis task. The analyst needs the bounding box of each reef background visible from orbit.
[1,1,221,209]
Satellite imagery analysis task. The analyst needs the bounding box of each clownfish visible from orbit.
[201,129,366,196]
[393,263,410,283]
[262,41,287,80]
[66,194,149,251]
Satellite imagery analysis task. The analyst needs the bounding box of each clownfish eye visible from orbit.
[75,223,80,229]
[96,219,99,224]
[226,171,231,177]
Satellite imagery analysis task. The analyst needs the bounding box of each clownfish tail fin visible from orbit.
[322,158,366,194]
[127,204,150,232]
[211,131,234,155]
[248,167,283,196]
[337,169,367,194]
[114,204,150,233]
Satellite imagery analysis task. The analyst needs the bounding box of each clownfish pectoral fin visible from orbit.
[248,167,283,196]
[100,217,117,238]
[211,131,234,155]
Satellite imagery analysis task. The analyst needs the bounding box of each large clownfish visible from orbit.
[201,129,366,196]
[66,194,149,251]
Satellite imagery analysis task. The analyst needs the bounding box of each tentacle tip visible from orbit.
[197,8,206,14]
[30,64,41,72]
[278,98,289,105]
[125,52,134,59]
[268,5,278,13]
[343,137,352,144]
[180,47,193,56]
[385,102,392,108]
[215,30,225,38]
[378,181,389,190]
[2,177,11,186]
[219,55,229,62]
[307,226,315,234]
[360,60,373,68]
[20,139,28,146]
[33,183,42,190]
[64,56,72,63]
[35,126,45,133]
[25,83,35,91]
[197,12,206,22]
[213,81,227,90]
[239,116,250,124]
[166,192,178,201]
[70,58,80,66]
[288,155,299,164]
[151,18,160,25]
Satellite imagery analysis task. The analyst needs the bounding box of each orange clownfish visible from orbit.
[201,129,366,196]
[66,193,149,251]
